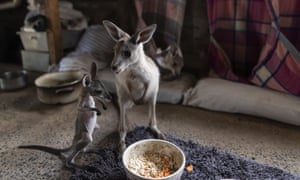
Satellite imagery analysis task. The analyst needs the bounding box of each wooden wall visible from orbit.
[0,0,209,77]
[0,1,27,63]
[0,0,119,64]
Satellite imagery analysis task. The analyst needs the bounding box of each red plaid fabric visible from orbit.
[207,0,300,96]
[250,0,300,95]
[134,0,186,48]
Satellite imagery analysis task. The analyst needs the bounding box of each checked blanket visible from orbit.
[134,0,186,48]
[135,0,300,96]
[207,0,300,96]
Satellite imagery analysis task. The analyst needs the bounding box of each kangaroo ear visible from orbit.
[90,62,97,80]
[103,20,129,41]
[170,44,183,57]
[131,24,157,44]
[82,75,90,87]
[159,48,170,58]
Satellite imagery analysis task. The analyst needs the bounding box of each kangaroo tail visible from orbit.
[18,145,71,156]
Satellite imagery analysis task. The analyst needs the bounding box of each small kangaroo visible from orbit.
[18,63,111,169]
[154,44,184,81]
[103,20,166,155]
[143,37,184,81]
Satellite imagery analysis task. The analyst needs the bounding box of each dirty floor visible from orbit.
[0,64,300,180]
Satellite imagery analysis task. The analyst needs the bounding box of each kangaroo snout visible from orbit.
[111,65,118,71]
[111,63,122,74]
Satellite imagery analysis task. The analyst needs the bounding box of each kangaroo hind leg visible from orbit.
[148,99,166,140]
[65,133,92,169]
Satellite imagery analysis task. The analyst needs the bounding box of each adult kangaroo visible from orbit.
[103,20,166,155]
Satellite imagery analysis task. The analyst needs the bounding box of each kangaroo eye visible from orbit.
[122,50,131,58]
[96,90,103,94]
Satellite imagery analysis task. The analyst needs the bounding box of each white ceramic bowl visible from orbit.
[122,139,186,180]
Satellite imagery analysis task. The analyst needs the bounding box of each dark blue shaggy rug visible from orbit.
[69,127,300,180]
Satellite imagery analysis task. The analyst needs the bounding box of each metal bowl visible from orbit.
[0,70,28,91]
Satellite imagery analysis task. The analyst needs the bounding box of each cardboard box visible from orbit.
[18,30,83,52]
[18,31,49,52]
[21,50,49,72]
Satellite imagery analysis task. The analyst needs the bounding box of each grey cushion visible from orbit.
[76,25,115,63]
[183,78,300,126]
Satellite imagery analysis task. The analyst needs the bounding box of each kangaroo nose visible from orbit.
[111,65,117,71]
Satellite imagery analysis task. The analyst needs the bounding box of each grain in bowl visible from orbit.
[123,139,186,180]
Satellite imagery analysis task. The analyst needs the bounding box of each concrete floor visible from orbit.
[0,64,300,179]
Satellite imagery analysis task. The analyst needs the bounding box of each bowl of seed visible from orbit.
[122,139,186,180]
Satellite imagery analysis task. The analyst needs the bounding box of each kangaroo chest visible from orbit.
[116,64,158,102]
[119,70,147,101]
[77,95,97,133]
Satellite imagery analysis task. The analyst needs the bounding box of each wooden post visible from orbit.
[45,0,63,65]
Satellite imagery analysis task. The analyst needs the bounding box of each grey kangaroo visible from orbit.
[18,63,111,169]
[143,37,184,81]
[154,44,184,81]
[103,20,166,155]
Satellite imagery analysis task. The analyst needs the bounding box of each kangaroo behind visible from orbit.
[143,37,184,81]
[154,44,184,81]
